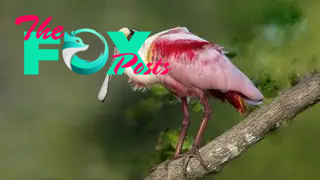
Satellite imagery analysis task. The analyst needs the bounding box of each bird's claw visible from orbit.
[182,146,209,174]
[161,146,208,179]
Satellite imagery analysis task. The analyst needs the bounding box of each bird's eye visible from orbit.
[76,40,80,43]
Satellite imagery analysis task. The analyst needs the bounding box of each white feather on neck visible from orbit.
[124,67,158,86]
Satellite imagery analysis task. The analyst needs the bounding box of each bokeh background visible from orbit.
[1,0,320,179]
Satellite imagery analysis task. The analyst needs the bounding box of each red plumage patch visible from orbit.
[152,39,211,61]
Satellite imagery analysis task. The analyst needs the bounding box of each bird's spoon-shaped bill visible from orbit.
[98,44,119,102]
[98,74,111,102]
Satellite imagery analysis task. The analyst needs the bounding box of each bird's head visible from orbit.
[119,27,136,40]
[97,27,137,102]
[111,27,136,63]
[111,27,136,61]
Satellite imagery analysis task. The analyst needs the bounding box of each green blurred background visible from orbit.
[1,0,320,179]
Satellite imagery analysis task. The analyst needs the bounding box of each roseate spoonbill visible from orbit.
[98,27,264,166]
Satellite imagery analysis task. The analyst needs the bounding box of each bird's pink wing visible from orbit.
[150,32,263,101]
[161,27,191,35]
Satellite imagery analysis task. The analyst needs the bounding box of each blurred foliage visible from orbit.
[266,2,302,27]
[190,101,203,112]
[150,84,179,105]
[253,73,282,99]
[150,84,169,96]
[288,71,301,86]
[155,128,193,163]
[225,52,238,59]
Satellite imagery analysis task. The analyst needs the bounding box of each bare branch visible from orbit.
[146,72,320,180]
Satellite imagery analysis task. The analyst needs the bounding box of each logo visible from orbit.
[16,15,171,75]
[62,29,108,75]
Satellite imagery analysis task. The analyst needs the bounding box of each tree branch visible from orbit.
[146,72,320,180]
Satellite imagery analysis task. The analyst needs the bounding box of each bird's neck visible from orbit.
[124,67,158,87]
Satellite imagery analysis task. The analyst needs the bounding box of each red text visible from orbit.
[15,15,64,41]
[112,53,171,75]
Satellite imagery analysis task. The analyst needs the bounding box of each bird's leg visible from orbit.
[165,96,211,175]
[194,96,211,148]
[162,97,190,171]
[174,97,190,157]
[183,96,211,172]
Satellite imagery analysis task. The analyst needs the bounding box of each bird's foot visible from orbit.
[181,146,209,174]
[161,146,208,179]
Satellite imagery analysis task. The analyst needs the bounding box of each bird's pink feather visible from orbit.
[150,29,263,102]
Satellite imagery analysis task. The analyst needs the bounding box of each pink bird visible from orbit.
[98,27,264,165]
